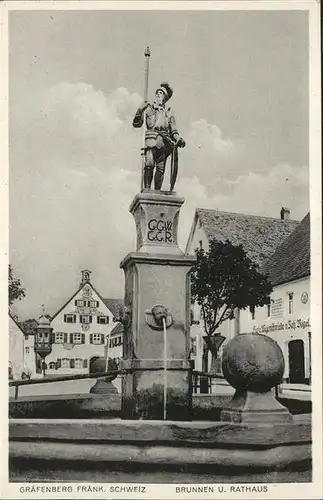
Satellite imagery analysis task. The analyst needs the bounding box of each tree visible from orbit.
[8,265,26,307]
[20,318,38,336]
[191,239,273,372]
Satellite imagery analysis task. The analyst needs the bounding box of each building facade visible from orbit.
[240,276,310,383]
[240,213,311,384]
[39,270,123,375]
[185,207,305,378]
[9,314,36,379]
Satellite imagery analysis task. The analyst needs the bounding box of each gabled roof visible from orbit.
[102,298,123,319]
[110,322,124,336]
[50,286,83,321]
[186,208,299,267]
[50,280,123,321]
[9,312,24,334]
[262,213,310,286]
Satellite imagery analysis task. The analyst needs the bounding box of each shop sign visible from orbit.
[253,317,310,335]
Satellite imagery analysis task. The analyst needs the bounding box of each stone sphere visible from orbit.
[222,333,284,392]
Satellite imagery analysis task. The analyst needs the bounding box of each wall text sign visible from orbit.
[253,317,310,335]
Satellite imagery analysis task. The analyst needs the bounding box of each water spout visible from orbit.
[162,317,167,421]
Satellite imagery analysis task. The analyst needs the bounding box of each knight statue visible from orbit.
[133,81,186,191]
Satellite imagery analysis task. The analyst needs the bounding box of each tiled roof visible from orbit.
[102,298,123,319]
[196,208,300,267]
[262,213,310,286]
[110,322,124,335]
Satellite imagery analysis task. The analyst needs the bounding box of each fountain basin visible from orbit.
[9,417,311,481]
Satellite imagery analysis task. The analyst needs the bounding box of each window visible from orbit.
[75,358,83,369]
[75,299,86,307]
[250,305,255,320]
[61,358,69,368]
[55,332,66,344]
[48,362,56,370]
[91,333,103,345]
[80,315,92,324]
[191,338,197,356]
[68,333,85,344]
[97,316,109,324]
[72,333,82,344]
[83,359,88,369]
[25,347,30,354]
[110,336,122,348]
[64,314,76,323]
[288,293,294,314]
[89,300,99,308]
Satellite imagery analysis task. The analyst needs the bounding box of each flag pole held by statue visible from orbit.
[141,46,151,192]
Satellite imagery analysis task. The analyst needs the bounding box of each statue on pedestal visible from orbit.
[132,48,186,192]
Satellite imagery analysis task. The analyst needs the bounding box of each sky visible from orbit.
[8,8,309,320]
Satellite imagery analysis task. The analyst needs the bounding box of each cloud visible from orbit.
[177,163,309,249]
[189,119,234,156]
[179,117,244,194]
[11,82,142,175]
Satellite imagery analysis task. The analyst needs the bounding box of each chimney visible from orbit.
[280,207,290,221]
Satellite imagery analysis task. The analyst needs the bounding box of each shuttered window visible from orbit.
[92,334,103,345]
[75,359,83,369]
[55,333,65,343]
[97,316,109,324]
[72,333,82,344]
[64,314,76,323]
[80,315,92,324]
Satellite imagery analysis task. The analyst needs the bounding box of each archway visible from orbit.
[89,356,100,374]
[288,339,305,384]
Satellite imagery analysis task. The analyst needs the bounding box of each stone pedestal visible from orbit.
[220,333,293,424]
[120,190,196,420]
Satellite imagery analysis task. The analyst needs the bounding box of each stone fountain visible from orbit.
[8,62,312,483]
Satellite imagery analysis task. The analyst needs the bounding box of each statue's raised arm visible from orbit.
[132,82,186,192]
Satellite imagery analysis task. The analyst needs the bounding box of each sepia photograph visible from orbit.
[1,1,321,498]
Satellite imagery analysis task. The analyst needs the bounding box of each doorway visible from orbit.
[288,339,305,384]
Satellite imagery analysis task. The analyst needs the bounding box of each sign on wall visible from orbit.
[271,298,283,319]
[253,317,310,335]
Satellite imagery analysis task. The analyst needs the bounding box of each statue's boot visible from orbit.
[144,168,153,189]
[154,170,164,191]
